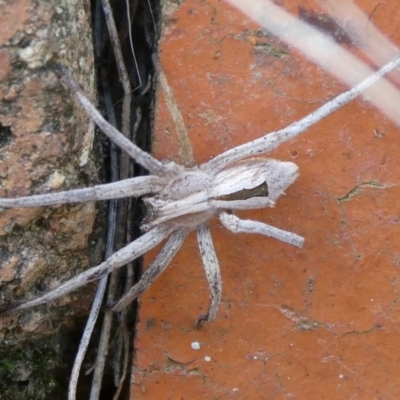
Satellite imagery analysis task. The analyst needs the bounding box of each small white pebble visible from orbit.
[253,356,258,360]
[232,388,239,392]
[204,356,211,362]
[191,341,201,350]
[338,374,344,379]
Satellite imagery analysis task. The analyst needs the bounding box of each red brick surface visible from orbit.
[131,1,400,398]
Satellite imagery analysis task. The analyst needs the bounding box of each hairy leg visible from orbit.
[219,212,304,248]
[203,56,400,173]
[0,176,164,208]
[1,225,172,315]
[196,224,222,327]
[111,229,188,312]
[60,68,173,177]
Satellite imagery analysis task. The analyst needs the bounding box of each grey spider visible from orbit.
[0,59,399,323]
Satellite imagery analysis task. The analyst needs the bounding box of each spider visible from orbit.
[0,59,399,324]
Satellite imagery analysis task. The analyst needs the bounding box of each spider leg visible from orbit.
[0,225,171,315]
[60,68,181,177]
[219,212,304,248]
[111,229,188,312]
[0,176,164,208]
[196,224,222,327]
[202,56,400,173]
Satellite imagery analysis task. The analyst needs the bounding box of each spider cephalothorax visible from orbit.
[1,58,399,324]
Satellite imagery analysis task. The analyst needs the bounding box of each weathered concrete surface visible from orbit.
[0,0,102,340]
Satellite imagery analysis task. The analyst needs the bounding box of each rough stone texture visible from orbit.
[0,0,102,341]
[131,0,400,398]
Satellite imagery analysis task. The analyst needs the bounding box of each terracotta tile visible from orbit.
[132,0,400,398]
